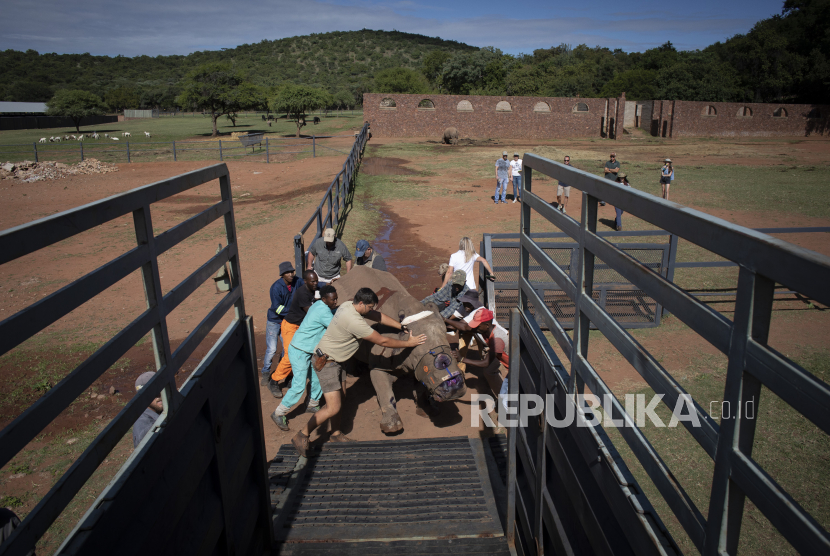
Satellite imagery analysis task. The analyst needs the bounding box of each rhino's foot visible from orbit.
[379,409,403,434]
[415,390,440,418]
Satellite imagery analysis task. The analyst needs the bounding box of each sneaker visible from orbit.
[260,372,270,386]
[305,403,321,414]
[512,199,517,203]
[269,378,283,399]
[329,432,354,443]
[616,226,622,231]
[271,412,289,431]
[562,207,566,214]
[599,201,606,206]
[291,432,309,457]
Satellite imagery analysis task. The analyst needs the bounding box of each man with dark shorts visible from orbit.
[602,152,621,207]
[291,287,427,455]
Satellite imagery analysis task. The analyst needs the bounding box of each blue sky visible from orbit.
[1,0,784,57]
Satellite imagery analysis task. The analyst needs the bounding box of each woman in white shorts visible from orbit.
[442,237,495,291]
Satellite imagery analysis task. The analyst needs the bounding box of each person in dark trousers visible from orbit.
[354,240,387,271]
[0,508,35,555]
[613,173,631,231]
[270,270,319,398]
[262,262,301,388]
[132,372,163,448]
[602,152,621,206]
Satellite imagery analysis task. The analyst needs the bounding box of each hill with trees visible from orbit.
[1,1,827,109]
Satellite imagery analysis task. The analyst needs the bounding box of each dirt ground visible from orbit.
[1,133,829,532]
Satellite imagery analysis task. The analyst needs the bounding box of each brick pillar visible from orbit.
[668,100,676,138]
[615,92,625,140]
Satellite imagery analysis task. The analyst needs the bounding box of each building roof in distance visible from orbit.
[0,102,48,114]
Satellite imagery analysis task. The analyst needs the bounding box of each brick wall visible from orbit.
[363,93,617,139]
[664,100,830,137]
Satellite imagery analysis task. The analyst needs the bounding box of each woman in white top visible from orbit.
[442,237,495,291]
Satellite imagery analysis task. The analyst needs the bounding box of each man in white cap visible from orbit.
[132,372,163,448]
[494,151,510,204]
[307,227,352,287]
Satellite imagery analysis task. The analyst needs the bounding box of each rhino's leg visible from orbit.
[370,369,403,434]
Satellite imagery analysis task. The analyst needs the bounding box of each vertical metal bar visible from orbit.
[519,166,532,313]
[484,234,495,312]
[313,135,316,157]
[266,137,269,164]
[172,141,177,162]
[219,171,245,321]
[568,191,597,396]
[704,266,759,555]
[533,348,548,555]
[218,140,223,162]
[126,141,131,163]
[80,141,84,162]
[332,184,339,229]
[294,234,305,275]
[506,307,521,548]
[33,142,38,163]
[131,205,180,413]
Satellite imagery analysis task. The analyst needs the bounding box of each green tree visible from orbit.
[421,50,450,86]
[270,84,330,137]
[46,89,105,132]
[176,63,255,136]
[333,89,355,110]
[373,67,430,94]
[598,69,658,100]
[104,86,140,112]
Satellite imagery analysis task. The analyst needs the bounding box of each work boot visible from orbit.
[269,378,283,399]
[329,432,354,443]
[271,412,289,431]
[291,432,309,457]
[379,409,404,434]
[260,372,270,386]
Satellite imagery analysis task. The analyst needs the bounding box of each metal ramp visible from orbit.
[269,436,512,555]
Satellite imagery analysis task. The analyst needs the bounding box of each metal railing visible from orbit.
[0,134,361,165]
[0,164,272,555]
[503,152,830,555]
[293,123,370,271]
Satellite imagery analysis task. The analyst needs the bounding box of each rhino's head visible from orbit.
[414,348,467,402]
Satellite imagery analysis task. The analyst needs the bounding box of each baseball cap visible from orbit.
[451,270,467,286]
[458,290,483,309]
[322,228,335,242]
[514,152,519,157]
[135,371,155,391]
[470,308,494,328]
[438,263,449,276]
[502,151,508,156]
[355,239,370,257]
[278,261,294,275]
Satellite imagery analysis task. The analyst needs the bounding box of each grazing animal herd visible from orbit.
[37,131,151,143]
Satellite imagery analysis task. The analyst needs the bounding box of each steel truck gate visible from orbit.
[482,231,676,329]
[503,153,830,555]
[0,164,272,555]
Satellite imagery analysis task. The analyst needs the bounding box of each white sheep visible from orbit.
[92,132,99,139]
[104,133,109,138]
[54,137,61,142]
[144,131,151,138]
[123,132,131,137]
[39,137,47,143]
[78,135,84,141]
[112,137,120,141]
[64,135,70,140]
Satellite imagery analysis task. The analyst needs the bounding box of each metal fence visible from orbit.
[503,152,830,555]
[124,109,159,118]
[293,123,370,271]
[0,134,360,165]
[0,164,272,555]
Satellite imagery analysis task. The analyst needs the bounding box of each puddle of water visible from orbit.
[361,157,419,176]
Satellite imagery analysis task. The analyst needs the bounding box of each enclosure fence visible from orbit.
[0,164,272,555]
[502,152,830,555]
[293,123,370,271]
[0,133,361,165]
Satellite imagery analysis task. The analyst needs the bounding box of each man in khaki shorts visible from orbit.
[556,155,572,214]
[291,287,427,455]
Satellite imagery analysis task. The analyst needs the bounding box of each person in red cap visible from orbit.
[452,307,509,397]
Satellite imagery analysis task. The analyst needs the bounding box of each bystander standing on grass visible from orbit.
[660,158,674,200]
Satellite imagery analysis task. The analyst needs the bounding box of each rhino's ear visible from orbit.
[424,302,442,318]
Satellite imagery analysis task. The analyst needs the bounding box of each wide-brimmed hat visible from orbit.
[664,158,672,163]
[322,228,335,242]
[617,173,627,179]
[458,290,483,309]
[451,270,467,286]
[278,261,294,275]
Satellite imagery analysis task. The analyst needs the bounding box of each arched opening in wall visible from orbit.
[572,102,589,113]
[773,107,788,118]
[808,108,821,118]
[737,106,752,117]
[496,101,512,112]
[418,99,435,110]
[702,105,717,116]
[380,98,396,110]
[457,100,473,112]
[533,102,551,113]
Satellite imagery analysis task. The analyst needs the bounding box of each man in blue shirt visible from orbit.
[262,262,302,398]
[271,285,338,431]
[132,372,163,448]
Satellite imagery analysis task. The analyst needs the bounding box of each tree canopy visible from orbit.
[46,89,105,132]
[373,67,430,94]
[176,63,259,136]
[269,84,331,136]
